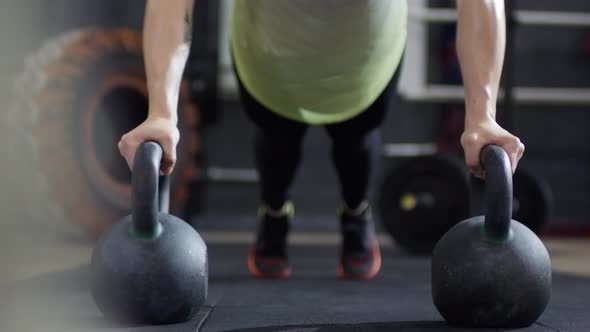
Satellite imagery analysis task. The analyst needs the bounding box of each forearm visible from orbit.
[143,0,195,123]
[456,0,506,124]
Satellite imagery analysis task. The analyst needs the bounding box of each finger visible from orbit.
[161,158,174,176]
[517,141,525,161]
[504,137,522,174]
[513,142,525,174]
[510,154,518,174]
[470,165,485,179]
[461,132,483,173]
[160,138,178,176]
[161,158,176,176]
[118,137,135,171]
[501,146,518,174]
[506,149,518,174]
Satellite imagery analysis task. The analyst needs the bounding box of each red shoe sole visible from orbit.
[248,250,292,279]
[338,242,382,281]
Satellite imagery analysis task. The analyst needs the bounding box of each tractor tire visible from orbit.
[10,27,200,239]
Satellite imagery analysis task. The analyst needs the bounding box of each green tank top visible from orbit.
[230,0,407,124]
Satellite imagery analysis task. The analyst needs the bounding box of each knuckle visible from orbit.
[119,134,132,148]
[118,140,129,153]
[162,133,176,145]
[502,137,520,153]
[507,136,520,146]
[461,133,480,147]
[121,132,131,142]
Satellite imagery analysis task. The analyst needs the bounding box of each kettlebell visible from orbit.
[431,145,551,328]
[90,141,208,324]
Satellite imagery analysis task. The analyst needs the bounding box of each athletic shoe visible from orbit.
[248,203,294,279]
[338,203,382,280]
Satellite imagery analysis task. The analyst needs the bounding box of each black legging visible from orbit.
[236,69,400,211]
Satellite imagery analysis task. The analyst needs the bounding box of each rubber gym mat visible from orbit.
[2,243,589,332]
[201,244,589,332]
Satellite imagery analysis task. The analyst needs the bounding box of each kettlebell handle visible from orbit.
[131,141,169,238]
[480,145,513,240]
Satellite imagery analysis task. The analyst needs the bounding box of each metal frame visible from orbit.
[399,0,590,105]
[409,7,590,27]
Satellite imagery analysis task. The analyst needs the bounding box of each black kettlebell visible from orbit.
[91,141,208,325]
[431,145,551,328]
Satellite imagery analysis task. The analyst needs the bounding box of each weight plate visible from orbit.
[513,168,552,235]
[378,154,471,255]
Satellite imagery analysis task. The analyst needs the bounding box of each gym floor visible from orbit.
[1,102,589,332]
[0,100,587,332]
[1,216,589,332]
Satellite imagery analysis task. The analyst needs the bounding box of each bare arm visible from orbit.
[144,0,194,122]
[457,0,505,122]
[456,0,524,176]
[119,0,195,175]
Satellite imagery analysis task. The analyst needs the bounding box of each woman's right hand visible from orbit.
[118,115,180,176]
